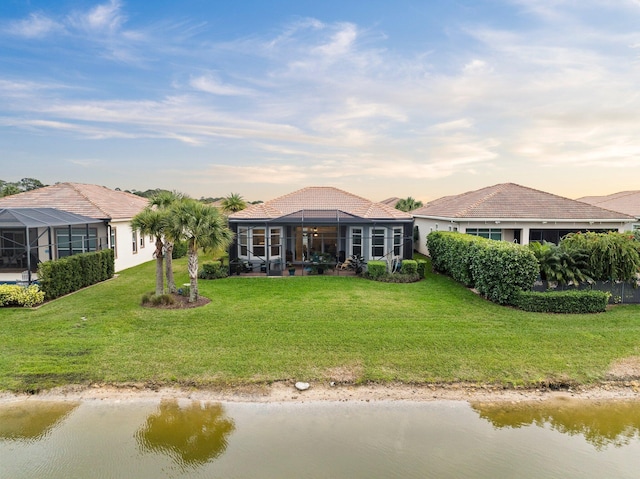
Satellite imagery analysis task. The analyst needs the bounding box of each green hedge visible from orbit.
[367,260,387,279]
[416,259,428,279]
[38,249,115,300]
[427,232,485,286]
[427,231,539,305]
[514,290,610,313]
[401,259,417,275]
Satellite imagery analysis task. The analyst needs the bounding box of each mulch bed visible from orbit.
[142,293,211,309]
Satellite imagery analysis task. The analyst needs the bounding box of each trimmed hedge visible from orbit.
[400,260,417,275]
[367,260,387,280]
[0,284,45,307]
[38,249,115,300]
[416,259,428,279]
[427,232,485,286]
[514,290,610,313]
[427,231,539,305]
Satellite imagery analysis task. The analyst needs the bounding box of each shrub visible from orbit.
[199,262,228,279]
[416,259,428,279]
[38,249,115,300]
[514,290,610,313]
[141,292,176,306]
[0,284,45,307]
[172,240,188,259]
[561,232,640,282]
[367,261,387,279]
[471,240,539,305]
[400,260,417,275]
[428,231,539,305]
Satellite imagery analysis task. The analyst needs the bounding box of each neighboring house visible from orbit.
[412,183,635,256]
[0,207,105,284]
[577,191,640,231]
[227,186,414,274]
[379,197,401,208]
[0,183,151,273]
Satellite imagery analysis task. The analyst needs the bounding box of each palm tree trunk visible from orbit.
[187,245,199,302]
[164,241,177,293]
[154,237,164,296]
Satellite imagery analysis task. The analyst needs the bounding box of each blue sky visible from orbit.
[1,0,640,202]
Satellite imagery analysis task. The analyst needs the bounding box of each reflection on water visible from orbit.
[472,398,640,450]
[1,398,640,479]
[135,399,235,469]
[0,401,78,442]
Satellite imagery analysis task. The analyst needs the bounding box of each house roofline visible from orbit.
[412,215,634,224]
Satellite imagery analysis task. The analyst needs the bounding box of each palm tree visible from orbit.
[131,208,169,296]
[168,199,234,302]
[395,197,423,212]
[149,190,185,293]
[221,193,247,214]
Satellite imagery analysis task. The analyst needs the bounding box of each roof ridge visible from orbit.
[455,183,509,217]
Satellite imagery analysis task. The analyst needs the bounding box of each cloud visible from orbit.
[190,74,255,96]
[68,0,124,33]
[6,12,63,38]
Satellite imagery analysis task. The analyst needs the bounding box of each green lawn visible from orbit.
[1,258,640,392]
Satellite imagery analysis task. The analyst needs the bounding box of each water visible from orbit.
[1,397,640,478]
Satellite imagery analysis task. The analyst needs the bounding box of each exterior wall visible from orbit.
[229,221,414,269]
[109,219,154,272]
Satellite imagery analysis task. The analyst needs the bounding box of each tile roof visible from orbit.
[0,183,149,220]
[229,187,412,221]
[577,191,640,218]
[411,183,634,220]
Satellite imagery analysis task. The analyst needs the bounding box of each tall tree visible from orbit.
[221,193,247,213]
[19,178,46,191]
[149,190,185,293]
[0,184,20,197]
[395,197,423,212]
[131,208,169,296]
[168,199,233,302]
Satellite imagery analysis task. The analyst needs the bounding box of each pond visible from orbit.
[1,397,640,478]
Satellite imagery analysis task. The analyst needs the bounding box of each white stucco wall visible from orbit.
[109,219,154,272]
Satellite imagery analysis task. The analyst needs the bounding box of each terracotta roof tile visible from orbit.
[577,191,640,218]
[0,183,149,220]
[229,187,412,221]
[412,183,634,220]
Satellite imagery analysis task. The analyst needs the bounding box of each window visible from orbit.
[350,227,362,256]
[466,228,502,241]
[140,234,145,248]
[238,227,248,256]
[56,228,98,257]
[252,228,265,257]
[132,230,138,254]
[270,228,282,257]
[110,228,118,259]
[393,227,403,256]
[237,227,282,259]
[371,228,385,258]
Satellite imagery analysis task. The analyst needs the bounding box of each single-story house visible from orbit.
[227,186,414,275]
[412,183,636,256]
[0,182,151,274]
[577,191,640,231]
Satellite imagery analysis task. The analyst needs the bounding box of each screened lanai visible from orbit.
[0,208,107,284]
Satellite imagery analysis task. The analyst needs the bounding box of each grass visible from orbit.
[1,257,640,392]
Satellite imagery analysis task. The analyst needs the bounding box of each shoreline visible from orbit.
[1,380,639,404]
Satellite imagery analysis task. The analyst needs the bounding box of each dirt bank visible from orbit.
[1,380,639,404]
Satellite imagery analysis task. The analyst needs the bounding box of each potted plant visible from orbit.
[287,263,296,276]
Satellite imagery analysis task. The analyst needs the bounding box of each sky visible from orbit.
[1,0,640,203]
